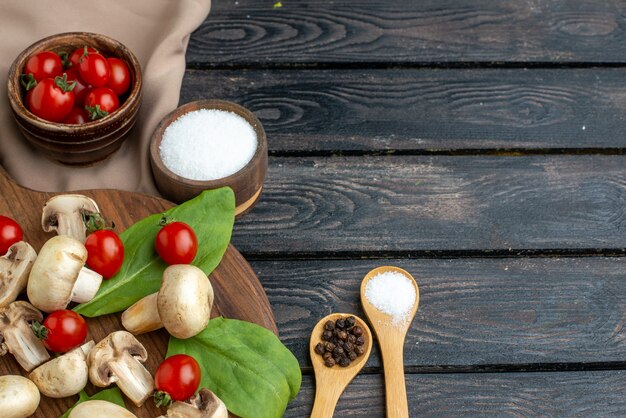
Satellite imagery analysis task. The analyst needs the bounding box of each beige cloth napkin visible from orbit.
[0,0,211,194]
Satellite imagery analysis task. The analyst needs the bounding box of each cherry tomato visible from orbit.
[40,310,88,353]
[85,229,124,278]
[68,46,98,67]
[78,52,110,87]
[27,76,75,122]
[0,216,23,255]
[23,51,62,82]
[155,221,198,265]
[155,355,201,402]
[62,107,90,125]
[85,87,119,120]
[106,58,131,96]
[65,69,89,106]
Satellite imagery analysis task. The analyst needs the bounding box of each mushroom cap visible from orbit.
[88,331,148,387]
[0,375,40,418]
[165,389,228,418]
[158,264,214,339]
[42,194,100,242]
[69,400,137,418]
[30,341,94,398]
[27,235,87,312]
[0,241,37,308]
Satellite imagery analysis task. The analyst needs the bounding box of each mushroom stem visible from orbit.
[71,267,104,303]
[121,293,163,335]
[108,353,155,407]
[0,302,50,371]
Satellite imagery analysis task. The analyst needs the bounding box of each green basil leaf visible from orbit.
[60,387,126,418]
[75,188,235,317]
[167,317,302,418]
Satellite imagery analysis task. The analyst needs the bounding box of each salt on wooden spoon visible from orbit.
[309,313,372,417]
[360,266,419,418]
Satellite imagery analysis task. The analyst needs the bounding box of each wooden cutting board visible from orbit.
[0,166,277,417]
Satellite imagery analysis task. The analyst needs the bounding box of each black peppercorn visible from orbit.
[348,351,357,361]
[352,326,363,337]
[346,316,356,329]
[324,320,335,331]
[348,334,357,344]
[344,342,354,352]
[323,351,333,360]
[339,357,350,367]
[324,342,335,352]
[336,318,346,329]
[322,330,333,341]
[314,342,325,355]
[330,336,339,345]
[356,336,365,346]
[355,345,365,355]
[324,358,336,368]
[333,346,344,356]
[337,330,348,341]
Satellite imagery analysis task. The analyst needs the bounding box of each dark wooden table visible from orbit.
[183,1,626,416]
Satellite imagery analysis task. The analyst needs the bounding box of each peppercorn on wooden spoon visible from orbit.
[360,266,419,418]
[309,313,372,418]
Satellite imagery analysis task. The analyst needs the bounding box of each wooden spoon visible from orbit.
[360,266,419,418]
[310,313,373,417]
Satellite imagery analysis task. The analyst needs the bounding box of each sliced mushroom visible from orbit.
[42,194,100,242]
[88,330,154,407]
[159,389,228,418]
[0,375,40,418]
[0,301,50,371]
[27,235,103,312]
[122,264,213,339]
[69,400,137,418]
[0,241,37,308]
[30,340,94,398]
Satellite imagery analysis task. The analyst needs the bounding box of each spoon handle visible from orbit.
[310,381,344,418]
[381,339,409,418]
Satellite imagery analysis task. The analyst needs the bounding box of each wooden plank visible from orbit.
[286,371,626,417]
[231,155,626,254]
[252,258,626,368]
[181,68,626,151]
[189,0,626,65]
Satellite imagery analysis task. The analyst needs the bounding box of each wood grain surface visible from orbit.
[181,68,626,151]
[188,0,626,65]
[251,257,626,369]
[0,167,277,417]
[288,371,626,417]
[229,155,626,255]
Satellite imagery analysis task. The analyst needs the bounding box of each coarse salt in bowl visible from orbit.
[150,100,268,216]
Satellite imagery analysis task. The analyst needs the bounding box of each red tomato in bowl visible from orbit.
[68,46,98,67]
[23,51,62,82]
[155,221,198,265]
[106,57,131,96]
[65,69,90,106]
[85,229,124,278]
[62,107,90,125]
[155,355,201,402]
[78,51,110,87]
[0,216,23,255]
[85,87,119,120]
[27,76,75,122]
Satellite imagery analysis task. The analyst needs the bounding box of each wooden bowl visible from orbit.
[150,100,268,217]
[7,32,142,165]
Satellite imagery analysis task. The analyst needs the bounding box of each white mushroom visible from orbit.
[42,194,100,242]
[69,400,137,418]
[30,340,94,398]
[0,375,40,418]
[159,389,228,418]
[0,301,50,371]
[122,264,213,339]
[88,330,155,407]
[27,235,103,312]
[0,241,37,308]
